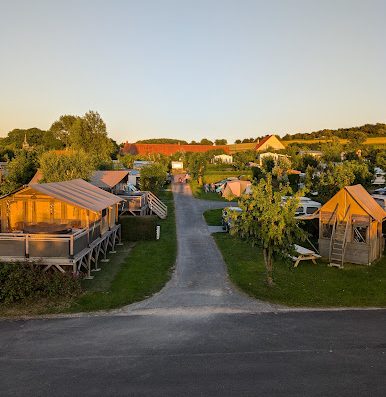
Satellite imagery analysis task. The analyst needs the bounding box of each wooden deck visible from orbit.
[0,223,121,276]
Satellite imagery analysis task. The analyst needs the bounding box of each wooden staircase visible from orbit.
[329,221,349,268]
[147,192,168,219]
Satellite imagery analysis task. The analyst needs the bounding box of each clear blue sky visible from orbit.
[1,0,385,143]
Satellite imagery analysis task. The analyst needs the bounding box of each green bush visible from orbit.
[0,263,81,304]
[120,215,158,241]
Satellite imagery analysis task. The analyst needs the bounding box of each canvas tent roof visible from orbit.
[28,179,122,212]
[222,180,251,199]
[89,170,129,189]
[320,184,386,222]
[344,185,386,222]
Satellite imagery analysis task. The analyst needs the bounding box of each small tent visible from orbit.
[222,180,251,200]
[318,184,386,266]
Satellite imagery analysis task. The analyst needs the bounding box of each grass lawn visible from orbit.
[0,191,176,316]
[203,208,223,226]
[202,208,386,307]
[67,190,176,312]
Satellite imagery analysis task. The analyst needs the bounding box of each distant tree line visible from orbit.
[134,138,229,146]
[282,123,386,140]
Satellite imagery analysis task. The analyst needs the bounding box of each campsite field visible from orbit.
[190,169,252,201]
[204,209,386,307]
[0,191,177,316]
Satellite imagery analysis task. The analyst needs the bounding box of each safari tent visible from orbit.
[0,179,123,276]
[222,180,251,200]
[318,184,386,267]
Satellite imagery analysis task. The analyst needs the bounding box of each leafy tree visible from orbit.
[321,138,343,162]
[232,150,257,170]
[39,150,94,183]
[347,131,367,151]
[1,128,64,151]
[68,111,114,168]
[315,160,372,202]
[229,175,305,286]
[187,153,209,184]
[139,163,167,193]
[375,151,386,171]
[200,138,213,146]
[262,156,275,173]
[234,139,241,144]
[0,150,38,194]
[215,139,227,145]
[50,115,79,147]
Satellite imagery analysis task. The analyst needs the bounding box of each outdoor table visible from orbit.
[291,244,321,268]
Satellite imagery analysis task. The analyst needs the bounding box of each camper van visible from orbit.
[282,196,321,216]
[295,197,321,216]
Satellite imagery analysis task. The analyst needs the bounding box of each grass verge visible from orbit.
[202,208,386,307]
[67,191,176,312]
[203,209,223,226]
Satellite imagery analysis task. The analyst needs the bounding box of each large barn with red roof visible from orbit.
[120,135,285,156]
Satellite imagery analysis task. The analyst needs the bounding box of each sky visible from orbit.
[0,0,385,144]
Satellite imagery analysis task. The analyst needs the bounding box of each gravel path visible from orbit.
[122,183,278,314]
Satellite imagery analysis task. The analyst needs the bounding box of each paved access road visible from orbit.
[1,183,385,396]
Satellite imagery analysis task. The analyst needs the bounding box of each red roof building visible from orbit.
[120,143,229,156]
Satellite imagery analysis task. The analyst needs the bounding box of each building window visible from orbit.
[353,226,367,243]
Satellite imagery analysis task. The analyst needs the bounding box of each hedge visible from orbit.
[120,215,158,241]
[0,263,81,304]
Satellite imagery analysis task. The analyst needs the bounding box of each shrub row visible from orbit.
[0,263,81,304]
[120,215,158,241]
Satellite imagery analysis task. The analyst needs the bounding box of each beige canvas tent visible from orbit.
[222,180,251,200]
[318,184,386,266]
[0,179,123,274]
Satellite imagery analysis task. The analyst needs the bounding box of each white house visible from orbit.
[171,161,184,170]
[212,154,233,164]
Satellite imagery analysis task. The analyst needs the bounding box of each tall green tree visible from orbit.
[39,150,94,183]
[215,139,227,145]
[200,138,213,146]
[50,115,79,147]
[229,175,305,286]
[139,163,166,194]
[68,111,114,168]
[0,150,38,194]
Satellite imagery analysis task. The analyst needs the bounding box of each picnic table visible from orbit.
[291,244,321,268]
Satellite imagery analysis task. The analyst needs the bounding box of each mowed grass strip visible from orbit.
[203,209,386,307]
[203,208,223,226]
[66,191,176,312]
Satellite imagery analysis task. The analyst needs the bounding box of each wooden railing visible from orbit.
[147,192,167,219]
[0,227,92,259]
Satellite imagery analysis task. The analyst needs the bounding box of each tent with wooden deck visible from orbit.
[0,179,123,276]
[318,184,386,267]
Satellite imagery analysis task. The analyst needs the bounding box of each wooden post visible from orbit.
[70,235,74,259]
[25,234,29,258]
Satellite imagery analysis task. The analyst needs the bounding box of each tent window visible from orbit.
[322,223,333,238]
[353,226,367,243]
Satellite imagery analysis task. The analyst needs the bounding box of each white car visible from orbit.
[221,206,242,232]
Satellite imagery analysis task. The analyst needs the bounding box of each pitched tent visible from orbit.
[222,180,251,200]
[318,184,386,266]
